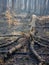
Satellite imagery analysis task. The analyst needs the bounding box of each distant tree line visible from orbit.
[0,0,49,15]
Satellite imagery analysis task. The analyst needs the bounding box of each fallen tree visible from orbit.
[3,35,30,59]
[30,41,45,62]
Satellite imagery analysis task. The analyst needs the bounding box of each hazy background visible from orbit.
[0,0,49,36]
[0,0,49,15]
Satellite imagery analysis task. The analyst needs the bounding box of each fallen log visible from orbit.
[30,41,45,62]
[4,36,29,59]
[31,35,49,48]
[0,35,26,48]
[34,40,49,48]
